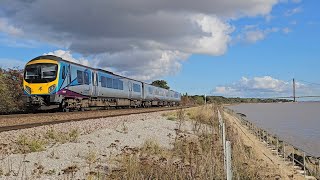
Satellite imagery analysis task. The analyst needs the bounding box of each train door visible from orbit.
[92,71,98,97]
[128,81,133,99]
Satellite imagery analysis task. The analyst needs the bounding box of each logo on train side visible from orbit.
[39,87,42,91]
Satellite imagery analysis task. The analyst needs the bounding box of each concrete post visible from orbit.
[223,122,226,171]
[303,152,306,177]
[226,141,232,180]
[276,137,279,156]
[283,142,286,160]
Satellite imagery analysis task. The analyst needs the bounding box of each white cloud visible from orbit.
[290,20,297,25]
[0,18,23,36]
[236,27,279,43]
[189,14,234,55]
[0,58,26,69]
[93,50,189,81]
[44,50,90,66]
[213,76,293,97]
[285,7,303,16]
[213,76,320,98]
[282,27,292,34]
[291,0,302,3]
[0,0,281,80]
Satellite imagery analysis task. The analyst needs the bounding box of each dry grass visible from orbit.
[223,112,282,179]
[14,128,80,154]
[106,104,282,179]
[45,128,80,144]
[16,135,46,153]
[107,105,225,179]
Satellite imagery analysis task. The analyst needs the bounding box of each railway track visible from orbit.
[0,106,189,132]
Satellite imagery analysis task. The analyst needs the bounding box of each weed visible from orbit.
[86,150,98,166]
[17,135,45,153]
[44,169,56,176]
[69,129,80,142]
[45,128,80,144]
[28,140,45,152]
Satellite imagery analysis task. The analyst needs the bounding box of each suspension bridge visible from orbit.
[270,79,320,102]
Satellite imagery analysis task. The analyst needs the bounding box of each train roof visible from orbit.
[29,55,180,94]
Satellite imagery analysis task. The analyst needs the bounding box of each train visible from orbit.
[23,55,181,111]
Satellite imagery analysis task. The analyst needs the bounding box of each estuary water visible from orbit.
[229,102,320,157]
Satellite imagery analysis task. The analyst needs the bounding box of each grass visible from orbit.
[45,128,80,144]
[17,135,46,153]
[106,104,281,179]
[162,111,177,121]
[15,128,80,154]
[107,105,225,179]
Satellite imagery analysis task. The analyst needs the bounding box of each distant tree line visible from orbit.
[181,93,293,106]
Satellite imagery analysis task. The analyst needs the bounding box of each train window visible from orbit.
[133,83,141,92]
[84,72,89,85]
[101,76,107,87]
[77,70,83,84]
[107,78,112,88]
[119,80,124,90]
[148,87,153,94]
[113,79,119,89]
[62,66,66,79]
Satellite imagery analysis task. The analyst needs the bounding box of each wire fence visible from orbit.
[224,107,320,179]
[218,109,232,180]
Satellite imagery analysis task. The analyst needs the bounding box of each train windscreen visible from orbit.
[24,63,58,83]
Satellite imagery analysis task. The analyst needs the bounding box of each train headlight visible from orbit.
[25,86,31,94]
[48,84,56,94]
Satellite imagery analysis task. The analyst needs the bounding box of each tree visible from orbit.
[151,80,170,89]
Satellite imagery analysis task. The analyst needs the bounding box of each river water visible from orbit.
[229,102,320,157]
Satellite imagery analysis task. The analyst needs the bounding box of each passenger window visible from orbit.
[133,83,141,92]
[62,66,66,79]
[84,72,89,85]
[77,70,83,84]
[119,80,123,90]
[101,76,107,87]
[107,78,112,88]
[113,79,119,89]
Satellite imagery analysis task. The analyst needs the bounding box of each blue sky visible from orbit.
[0,0,319,99]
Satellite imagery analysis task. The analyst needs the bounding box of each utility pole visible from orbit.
[293,78,296,102]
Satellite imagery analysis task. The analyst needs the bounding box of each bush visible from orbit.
[0,68,24,113]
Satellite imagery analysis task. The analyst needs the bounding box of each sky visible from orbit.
[0,0,320,99]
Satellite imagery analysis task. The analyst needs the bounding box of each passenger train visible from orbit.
[23,55,181,111]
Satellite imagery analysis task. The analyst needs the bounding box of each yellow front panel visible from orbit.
[23,59,60,95]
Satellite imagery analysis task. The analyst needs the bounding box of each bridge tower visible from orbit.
[293,78,296,102]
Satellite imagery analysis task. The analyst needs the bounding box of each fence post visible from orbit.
[303,152,306,177]
[226,141,232,180]
[223,121,226,171]
[276,137,279,156]
[283,142,286,160]
[292,148,295,168]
